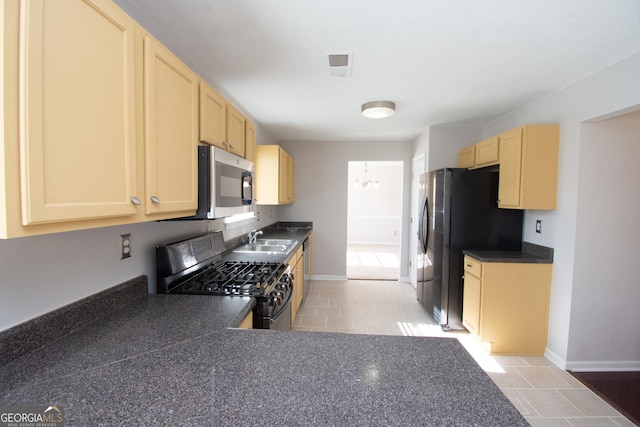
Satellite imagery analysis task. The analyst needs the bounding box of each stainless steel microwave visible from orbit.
[192,146,253,219]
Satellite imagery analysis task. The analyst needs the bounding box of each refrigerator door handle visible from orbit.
[424,196,430,253]
[418,196,429,253]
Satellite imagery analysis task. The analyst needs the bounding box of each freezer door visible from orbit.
[417,172,438,317]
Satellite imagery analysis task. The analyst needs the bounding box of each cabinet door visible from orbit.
[278,148,289,204]
[287,154,295,203]
[458,145,475,168]
[498,128,523,208]
[474,136,499,168]
[19,0,138,225]
[226,104,246,158]
[244,121,256,162]
[144,36,198,215]
[462,273,481,336]
[199,82,227,149]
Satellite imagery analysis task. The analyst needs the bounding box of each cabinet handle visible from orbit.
[130,197,142,206]
[150,196,161,204]
[229,144,235,150]
[467,264,473,267]
[222,141,228,148]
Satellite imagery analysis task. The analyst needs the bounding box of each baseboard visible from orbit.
[544,347,567,369]
[309,275,348,281]
[347,242,401,246]
[544,347,640,371]
[566,360,640,372]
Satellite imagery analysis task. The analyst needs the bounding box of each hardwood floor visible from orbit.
[570,371,640,425]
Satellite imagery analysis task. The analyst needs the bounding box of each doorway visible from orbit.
[346,161,403,280]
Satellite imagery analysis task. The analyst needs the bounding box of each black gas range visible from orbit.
[156,232,293,330]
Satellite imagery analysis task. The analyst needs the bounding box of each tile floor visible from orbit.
[293,279,637,426]
[346,243,400,280]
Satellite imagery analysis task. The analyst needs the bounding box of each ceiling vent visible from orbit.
[327,52,352,77]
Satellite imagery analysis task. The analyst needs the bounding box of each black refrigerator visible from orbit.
[416,168,523,330]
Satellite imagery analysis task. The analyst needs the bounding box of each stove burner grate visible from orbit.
[174,261,286,296]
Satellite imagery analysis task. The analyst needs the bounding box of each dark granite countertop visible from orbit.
[1,326,526,426]
[464,241,554,264]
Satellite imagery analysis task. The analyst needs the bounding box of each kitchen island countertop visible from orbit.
[0,292,527,426]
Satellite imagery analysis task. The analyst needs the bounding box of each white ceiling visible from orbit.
[113,0,640,142]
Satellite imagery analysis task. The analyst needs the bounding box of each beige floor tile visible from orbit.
[519,389,583,417]
[487,366,534,388]
[551,367,589,389]
[607,416,638,427]
[326,315,349,328]
[516,366,577,389]
[501,388,538,417]
[558,389,622,417]
[314,306,341,316]
[297,314,328,328]
[526,416,573,426]
[522,355,556,367]
[565,417,631,426]
[492,355,529,368]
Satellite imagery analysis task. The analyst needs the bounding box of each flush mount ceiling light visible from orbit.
[361,101,395,119]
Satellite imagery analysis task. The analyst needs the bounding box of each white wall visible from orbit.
[277,140,413,280]
[347,161,403,245]
[569,111,640,370]
[426,126,483,171]
[482,51,640,370]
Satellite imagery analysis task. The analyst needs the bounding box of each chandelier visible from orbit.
[353,162,379,190]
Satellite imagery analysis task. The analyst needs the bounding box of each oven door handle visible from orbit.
[268,276,293,330]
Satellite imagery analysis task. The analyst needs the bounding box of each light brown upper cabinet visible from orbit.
[199,82,227,149]
[143,36,199,215]
[457,124,559,210]
[458,145,476,169]
[473,136,499,169]
[254,145,294,205]
[497,125,559,210]
[16,0,139,227]
[245,121,256,162]
[458,137,499,169]
[199,81,255,160]
[1,0,257,238]
[225,104,246,158]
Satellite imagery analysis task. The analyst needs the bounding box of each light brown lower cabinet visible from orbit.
[462,256,552,355]
[289,246,304,323]
[237,311,253,329]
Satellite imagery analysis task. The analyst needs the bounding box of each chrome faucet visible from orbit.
[247,230,263,244]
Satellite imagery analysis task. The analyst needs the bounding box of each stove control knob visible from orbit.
[276,282,289,293]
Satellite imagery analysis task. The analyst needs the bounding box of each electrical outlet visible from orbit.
[535,220,542,234]
[120,233,131,259]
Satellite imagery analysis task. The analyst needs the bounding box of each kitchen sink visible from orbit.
[232,239,298,255]
[255,239,297,246]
